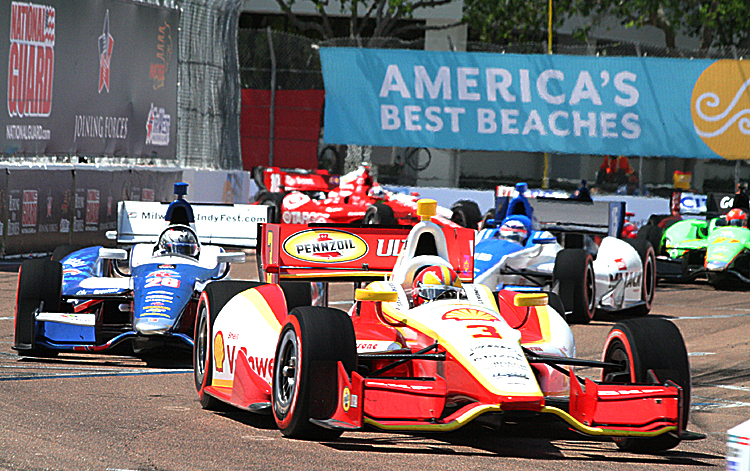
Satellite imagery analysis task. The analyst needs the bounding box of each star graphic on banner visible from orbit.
[98,10,113,93]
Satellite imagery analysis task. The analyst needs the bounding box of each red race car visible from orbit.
[252,165,478,229]
[193,199,704,453]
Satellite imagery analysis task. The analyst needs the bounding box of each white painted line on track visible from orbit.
[691,396,750,410]
[713,384,750,392]
[688,352,716,356]
[671,312,750,320]
[0,316,12,320]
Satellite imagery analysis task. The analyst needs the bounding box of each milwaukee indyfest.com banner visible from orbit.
[0,0,178,159]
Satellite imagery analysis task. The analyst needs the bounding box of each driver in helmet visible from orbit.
[411,266,464,307]
[496,216,531,245]
[155,225,201,259]
[726,208,748,227]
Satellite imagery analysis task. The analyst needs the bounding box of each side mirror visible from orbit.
[105,230,118,240]
[217,252,246,264]
[514,292,548,307]
[99,248,128,261]
[355,289,398,303]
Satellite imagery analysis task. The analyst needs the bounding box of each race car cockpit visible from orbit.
[154,224,201,259]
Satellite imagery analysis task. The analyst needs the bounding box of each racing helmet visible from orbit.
[498,218,529,244]
[412,266,463,307]
[368,184,386,201]
[156,225,200,258]
[726,208,748,227]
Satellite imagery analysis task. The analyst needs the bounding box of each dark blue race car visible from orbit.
[13,183,247,358]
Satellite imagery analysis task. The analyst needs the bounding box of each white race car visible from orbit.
[474,189,656,324]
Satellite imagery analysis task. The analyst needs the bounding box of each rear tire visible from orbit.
[626,239,656,315]
[450,200,482,230]
[14,259,62,357]
[272,306,357,439]
[602,317,690,453]
[553,249,596,324]
[479,209,496,230]
[363,202,396,225]
[194,281,264,410]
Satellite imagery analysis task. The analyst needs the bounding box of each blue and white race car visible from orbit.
[13,183,261,358]
[474,183,656,324]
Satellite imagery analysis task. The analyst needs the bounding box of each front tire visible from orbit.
[553,249,596,324]
[257,192,285,224]
[363,202,396,225]
[602,317,690,453]
[14,259,62,357]
[272,306,357,439]
[194,281,264,410]
[450,200,482,230]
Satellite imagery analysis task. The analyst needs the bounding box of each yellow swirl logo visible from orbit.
[691,60,750,159]
[282,229,368,263]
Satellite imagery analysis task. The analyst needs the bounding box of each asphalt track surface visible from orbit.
[0,254,745,470]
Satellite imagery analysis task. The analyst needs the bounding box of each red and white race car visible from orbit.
[193,199,703,452]
[252,165,478,229]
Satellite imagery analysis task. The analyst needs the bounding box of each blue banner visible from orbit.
[320,48,750,160]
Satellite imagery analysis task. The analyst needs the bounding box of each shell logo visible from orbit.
[214,331,225,373]
[691,60,750,159]
[442,307,498,322]
[283,229,368,263]
[342,387,351,412]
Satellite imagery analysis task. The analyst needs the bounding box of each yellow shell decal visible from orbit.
[442,307,499,322]
[283,229,368,263]
[342,387,351,412]
[691,60,750,160]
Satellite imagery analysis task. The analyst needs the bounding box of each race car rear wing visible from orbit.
[258,223,475,283]
[113,201,270,248]
[533,198,626,238]
[491,188,625,242]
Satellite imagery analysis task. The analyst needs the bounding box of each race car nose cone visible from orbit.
[134,317,174,335]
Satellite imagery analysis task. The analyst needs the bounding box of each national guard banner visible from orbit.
[0,0,178,159]
[320,47,750,160]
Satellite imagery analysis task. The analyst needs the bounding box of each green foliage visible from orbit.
[463,0,750,49]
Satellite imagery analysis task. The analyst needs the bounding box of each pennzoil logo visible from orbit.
[442,308,498,322]
[283,229,367,263]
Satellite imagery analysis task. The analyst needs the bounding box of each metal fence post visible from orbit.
[267,26,276,166]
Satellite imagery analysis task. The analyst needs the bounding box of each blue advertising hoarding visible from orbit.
[320,47,750,160]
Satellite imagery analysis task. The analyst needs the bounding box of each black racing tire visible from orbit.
[637,224,665,256]
[479,209,496,230]
[625,239,657,316]
[51,245,82,262]
[272,306,357,439]
[318,145,342,175]
[602,317,690,453]
[257,191,285,224]
[194,281,265,410]
[363,202,396,225]
[14,259,62,357]
[553,249,596,324]
[450,200,483,230]
[280,281,313,311]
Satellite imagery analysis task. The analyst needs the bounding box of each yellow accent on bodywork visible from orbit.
[240,288,282,333]
[541,406,677,437]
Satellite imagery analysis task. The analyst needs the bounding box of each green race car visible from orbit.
[639,210,750,286]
